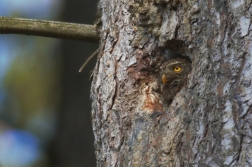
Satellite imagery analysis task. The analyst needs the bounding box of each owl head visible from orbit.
[160,58,191,91]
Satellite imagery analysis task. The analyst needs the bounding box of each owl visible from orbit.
[159,58,192,104]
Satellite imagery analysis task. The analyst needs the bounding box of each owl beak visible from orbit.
[162,74,168,84]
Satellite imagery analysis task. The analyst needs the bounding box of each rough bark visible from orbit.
[91,0,252,166]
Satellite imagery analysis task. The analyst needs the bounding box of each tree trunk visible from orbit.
[91,0,252,166]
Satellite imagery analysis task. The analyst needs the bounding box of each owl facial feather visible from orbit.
[159,58,191,102]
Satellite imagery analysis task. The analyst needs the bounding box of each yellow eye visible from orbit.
[173,66,182,73]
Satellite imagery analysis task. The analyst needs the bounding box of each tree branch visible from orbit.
[79,49,99,72]
[0,16,99,43]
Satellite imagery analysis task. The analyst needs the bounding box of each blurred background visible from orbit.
[0,0,98,166]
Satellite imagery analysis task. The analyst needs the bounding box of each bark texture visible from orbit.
[91,0,252,166]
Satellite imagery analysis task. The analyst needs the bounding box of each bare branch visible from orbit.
[0,16,99,43]
[79,49,99,72]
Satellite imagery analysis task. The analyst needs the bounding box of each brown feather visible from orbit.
[159,58,191,104]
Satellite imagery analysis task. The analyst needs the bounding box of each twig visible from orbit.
[79,49,99,72]
[0,16,99,43]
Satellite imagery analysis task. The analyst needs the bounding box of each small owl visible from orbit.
[159,58,191,104]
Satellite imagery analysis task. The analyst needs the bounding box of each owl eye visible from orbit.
[173,66,182,73]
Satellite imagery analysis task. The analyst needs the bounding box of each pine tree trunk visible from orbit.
[91,0,252,166]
